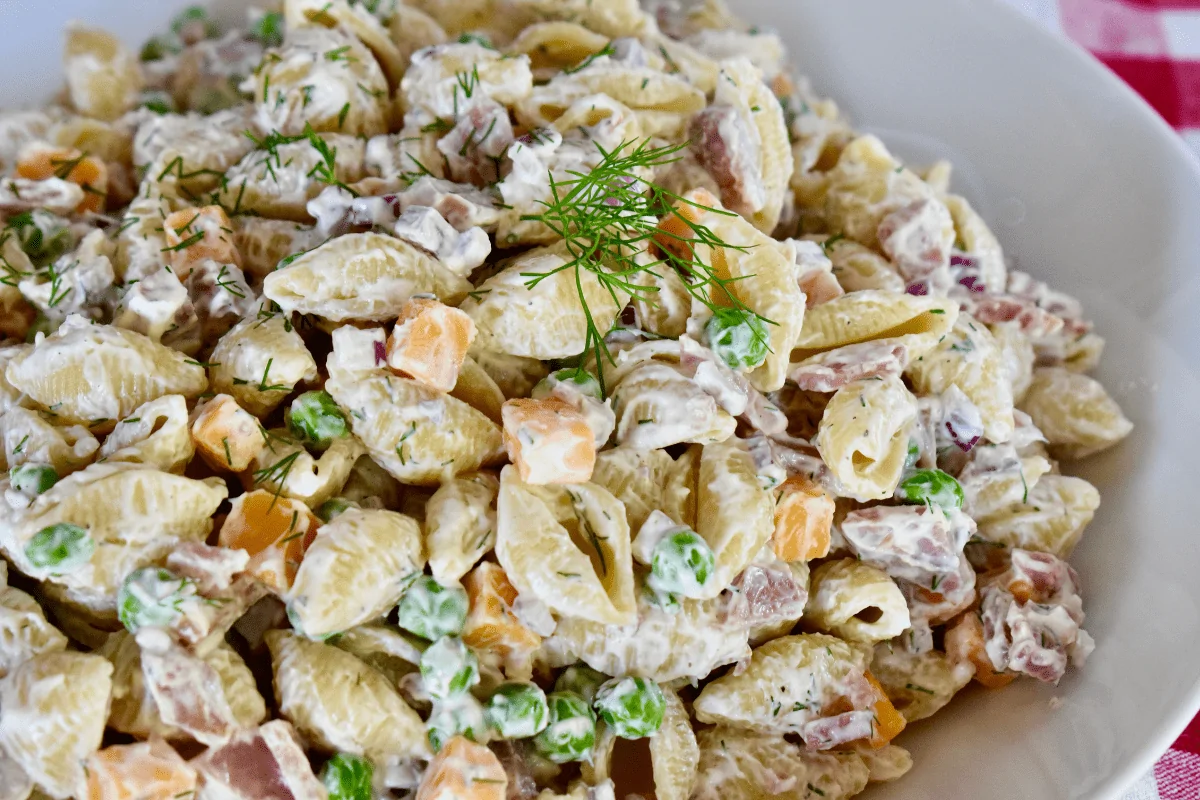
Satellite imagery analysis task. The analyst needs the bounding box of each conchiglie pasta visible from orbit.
[219,135,367,221]
[496,465,636,625]
[590,446,697,533]
[388,5,449,71]
[5,463,227,610]
[244,433,364,509]
[805,559,910,644]
[790,289,957,363]
[253,26,389,137]
[652,687,700,800]
[0,407,98,476]
[325,338,504,486]
[4,317,208,427]
[820,135,951,252]
[693,440,775,596]
[264,232,472,322]
[506,22,611,78]
[906,314,1015,444]
[425,472,499,584]
[401,43,534,119]
[869,644,973,724]
[693,634,869,734]
[1019,367,1133,460]
[815,375,918,502]
[461,244,629,360]
[506,0,652,37]
[232,217,323,280]
[543,591,749,683]
[610,363,736,450]
[285,0,407,87]
[943,194,1007,292]
[288,508,425,639]
[692,727,869,800]
[824,238,906,293]
[0,650,113,800]
[96,395,194,473]
[658,189,805,392]
[266,630,429,762]
[976,474,1101,558]
[0,584,68,679]
[209,315,318,417]
[63,23,142,122]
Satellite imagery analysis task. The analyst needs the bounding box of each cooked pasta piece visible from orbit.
[208,315,318,417]
[1019,367,1133,460]
[805,559,911,643]
[816,375,918,502]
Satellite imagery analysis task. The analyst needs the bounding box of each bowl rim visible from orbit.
[972,0,1200,794]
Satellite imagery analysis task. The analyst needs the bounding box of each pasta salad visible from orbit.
[0,1,1133,799]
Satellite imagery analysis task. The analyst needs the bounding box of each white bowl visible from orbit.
[6,1,1200,798]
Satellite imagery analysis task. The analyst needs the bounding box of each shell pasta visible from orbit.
[0,3,1128,799]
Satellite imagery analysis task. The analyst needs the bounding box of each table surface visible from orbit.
[1002,2,1200,798]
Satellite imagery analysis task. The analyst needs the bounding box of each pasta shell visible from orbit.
[5,463,227,608]
[610,363,736,451]
[824,238,905,293]
[943,194,1007,292]
[543,591,749,683]
[975,474,1100,558]
[906,313,1015,444]
[790,289,958,363]
[288,508,425,639]
[693,633,869,734]
[97,395,194,474]
[693,441,774,596]
[815,375,917,502]
[326,363,504,487]
[506,22,611,78]
[64,23,141,122]
[461,243,628,360]
[265,232,472,321]
[5,317,208,427]
[804,560,910,644]
[691,727,869,800]
[209,315,318,417]
[450,356,506,424]
[266,630,430,762]
[0,584,68,679]
[869,644,972,724]
[651,687,700,800]
[285,0,407,87]
[0,407,98,476]
[425,472,499,584]
[0,653,109,797]
[590,447,697,533]
[496,465,636,626]
[506,0,653,38]
[1019,367,1133,460]
[659,189,806,392]
[218,135,367,221]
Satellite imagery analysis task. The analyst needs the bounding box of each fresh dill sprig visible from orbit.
[252,450,301,512]
[519,137,770,394]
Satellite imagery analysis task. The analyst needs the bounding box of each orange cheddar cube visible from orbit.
[191,394,267,472]
[386,297,477,393]
[416,736,507,800]
[163,205,240,278]
[462,562,542,663]
[863,671,907,748]
[218,490,319,593]
[944,611,1015,690]
[501,397,595,485]
[85,738,197,800]
[16,144,108,213]
[772,476,835,562]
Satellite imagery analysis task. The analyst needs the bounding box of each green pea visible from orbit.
[420,636,479,702]
[118,567,196,632]
[426,696,486,752]
[485,682,550,739]
[24,523,93,573]
[320,753,373,800]
[316,497,359,523]
[648,529,715,600]
[553,664,606,704]
[898,468,964,510]
[287,391,349,449]
[10,463,58,496]
[251,10,285,48]
[644,583,681,615]
[534,368,603,402]
[593,677,665,739]
[139,35,180,62]
[705,307,769,371]
[139,90,175,115]
[171,6,219,39]
[397,576,468,641]
[533,691,596,763]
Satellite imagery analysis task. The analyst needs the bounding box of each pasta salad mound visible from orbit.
[0,1,1132,799]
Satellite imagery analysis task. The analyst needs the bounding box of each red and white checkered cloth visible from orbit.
[1004,1,1200,797]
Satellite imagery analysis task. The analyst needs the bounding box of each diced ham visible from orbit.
[192,720,325,800]
[788,342,908,393]
[167,542,250,595]
[876,199,952,282]
[841,505,975,589]
[437,99,514,185]
[801,710,876,751]
[689,104,766,218]
[719,562,806,627]
[138,634,240,746]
